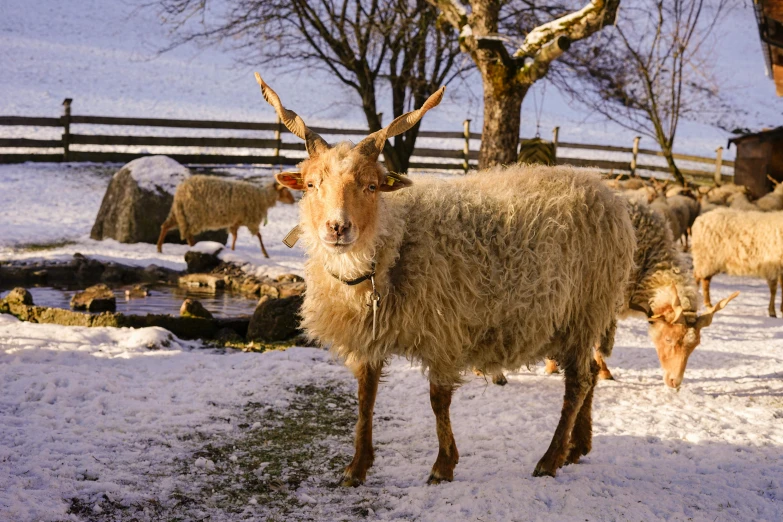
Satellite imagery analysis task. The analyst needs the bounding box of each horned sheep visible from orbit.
[257,74,636,485]
[692,208,783,317]
[157,175,295,257]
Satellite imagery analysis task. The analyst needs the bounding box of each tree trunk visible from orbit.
[661,147,686,186]
[478,74,529,169]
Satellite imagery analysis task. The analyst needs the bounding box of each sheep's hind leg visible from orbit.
[533,355,592,477]
[255,232,270,259]
[230,225,239,250]
[566,358,599,465]
[594,351,613,380]
[427,381,459,484]
[156,215,177,253]
[342,361,382,487]
[492,373,508,386]
[768,278,778,318]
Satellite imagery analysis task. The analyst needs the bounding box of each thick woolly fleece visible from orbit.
[166,176,280,239]
[297,165,636,385]
[621,199,699,316]
[692,207,783,282]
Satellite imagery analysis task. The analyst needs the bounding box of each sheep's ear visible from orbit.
[379,172,413,192]
[275,171,305,191]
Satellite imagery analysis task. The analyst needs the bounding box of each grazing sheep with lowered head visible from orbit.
[157,176,295,257]
[257,74,635,485]
[537,199,736,389]
[692,208,783,317]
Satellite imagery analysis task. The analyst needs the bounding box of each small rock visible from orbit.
[277,282,306,298]
[125,284,149,298]
[247,294,303,342]
[178,273,225,291]
[240,280,261,296]
[185,250,222,274]
[70,284,116,312]
[215,327,243,346]
[258,284,280,299]
[180,298,213,319]
[276,273,304,283]
[4,287,34,306]
[31,270,48,283]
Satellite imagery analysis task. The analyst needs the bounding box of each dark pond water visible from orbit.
[0,285,259,318]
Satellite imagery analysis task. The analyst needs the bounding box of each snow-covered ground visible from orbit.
[1,274,782,521]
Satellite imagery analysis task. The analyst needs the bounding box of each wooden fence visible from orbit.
[0,99,733,183]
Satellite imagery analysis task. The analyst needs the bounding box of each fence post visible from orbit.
[714,146,723,186]
[630,136,641,176]
[463,119,471,173]
[273,115,281,164]
[552,126,559,159]
[62,98,72,161]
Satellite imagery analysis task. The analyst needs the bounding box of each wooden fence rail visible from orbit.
[0,99,733,184]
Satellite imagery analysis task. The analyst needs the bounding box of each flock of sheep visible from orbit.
[150,74,773,487]
[608,176,783,319]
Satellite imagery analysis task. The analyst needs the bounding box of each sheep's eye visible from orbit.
[307,182,314,189]
[368,184,377,192]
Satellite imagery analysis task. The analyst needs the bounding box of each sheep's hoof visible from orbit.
[492,373,508,386]
[598,371,614,381]
[339,474,363,488]
[426,471,453,485]
[532,464,557,478]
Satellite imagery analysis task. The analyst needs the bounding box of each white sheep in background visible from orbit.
[755,178,783,211]
[704,183,747,205]
[728,192,760,211]
[693,208,783,317]
[257,74,635,485]
[156,176,295,257]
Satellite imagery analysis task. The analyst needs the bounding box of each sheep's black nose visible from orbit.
[327,221,351,236]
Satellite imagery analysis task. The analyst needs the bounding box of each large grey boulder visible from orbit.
[90,156,227,245]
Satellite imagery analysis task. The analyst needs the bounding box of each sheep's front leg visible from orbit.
[701,276,713,308]
[533,358,591,477]
[255,232,270,258]
[768,278,778,318]
[544,359,560,374]
[428,381,459,484]
[342,361,382,487]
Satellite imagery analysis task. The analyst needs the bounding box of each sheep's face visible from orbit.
[277,144,411,254]
[648,286,738,389]
[648,318,700,389]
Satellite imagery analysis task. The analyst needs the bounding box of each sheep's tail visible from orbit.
[596,318,617,358]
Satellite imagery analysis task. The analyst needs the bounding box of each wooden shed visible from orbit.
[755,0,783,95]
[729,127,783,198]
